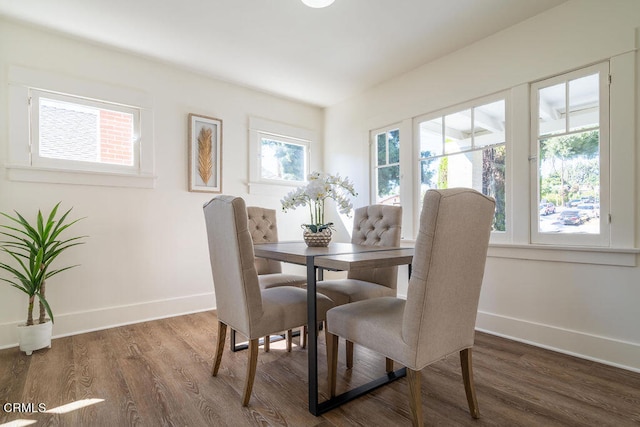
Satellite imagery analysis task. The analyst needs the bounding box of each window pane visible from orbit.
[377,132,386,166]
[419,156,443,201]
[539,83,566,137]
[374,125,400,205]
[419,118,443,157]
[474,100,506,148]
[388,129,400,164]
[536,68,603,239]
[538,130,600,234]
[444,109,472,154]
[569,73,599,133]
[374,127,400,205]
[416,95,507,236]
[39,97,134,166]
[377,164,400,205]
[260,138,305,181]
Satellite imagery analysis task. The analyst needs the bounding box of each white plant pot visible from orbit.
[18,320,52,355]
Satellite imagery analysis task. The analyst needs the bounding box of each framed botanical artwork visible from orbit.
[188,113,222,193]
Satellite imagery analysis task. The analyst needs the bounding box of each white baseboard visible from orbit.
[0,292,215,350]
[2,297,638,374]
[476,311,640,373]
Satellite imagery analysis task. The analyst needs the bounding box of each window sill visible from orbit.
[487,244,639,267]
[6,165,156,189]
[400,239,639,267]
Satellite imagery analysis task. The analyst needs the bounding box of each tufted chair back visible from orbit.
[348,204,402,288]
[247,206,282,275]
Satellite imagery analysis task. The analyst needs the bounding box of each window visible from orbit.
[258,134,308,183]
[31,89,139,173]
[531,62,609,246]
[371,126,400,205]
[249,117,313,193]
[367,55,636,264]
[414,96,507,232]
[8,66,154,188]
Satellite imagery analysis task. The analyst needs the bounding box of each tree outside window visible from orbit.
[260,138,306,182]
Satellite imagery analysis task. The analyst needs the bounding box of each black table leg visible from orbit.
[307,256,320,415]
[307,256,411,416]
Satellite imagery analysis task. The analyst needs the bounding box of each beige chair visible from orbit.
[247,206,307,351]
[326,188,495,426]
[316,204,402,367]
[203,195,334,406]
[247,206,307,290]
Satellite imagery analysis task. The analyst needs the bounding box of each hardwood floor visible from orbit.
[1,311,639,426]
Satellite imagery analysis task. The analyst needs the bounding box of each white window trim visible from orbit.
[487,244,640,267]
[497,52,637,265]
[369,120,415,238]
[608,51,636,249]
[7,66,155,189]
[370,123,413,239]
[248,117,314,196]
[256,132,309,185]
[529,62,611,247]
[30,89,141,174]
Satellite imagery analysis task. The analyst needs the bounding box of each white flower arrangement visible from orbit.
[281,171,357,233]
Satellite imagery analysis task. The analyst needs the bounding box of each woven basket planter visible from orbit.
[302,228,332,247]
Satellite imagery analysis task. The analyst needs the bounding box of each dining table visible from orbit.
[253,241,415,416]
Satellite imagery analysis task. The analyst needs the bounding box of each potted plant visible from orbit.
[281,171,357,246]
[0,202,86,355]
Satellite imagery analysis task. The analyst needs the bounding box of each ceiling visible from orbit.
[0,0,567,107]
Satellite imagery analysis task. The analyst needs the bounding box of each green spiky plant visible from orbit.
[0,202,86,326]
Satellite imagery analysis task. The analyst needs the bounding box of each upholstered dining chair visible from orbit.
[325,188,495,426]
[316,204,402,368]
[246,206,307,351]
[203,195,334,406]
[247,206,307,290]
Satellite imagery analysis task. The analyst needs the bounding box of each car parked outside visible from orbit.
[577,203,599,219]
[539,202,556,216]
[560,209,584,225]
[568,199,582,207]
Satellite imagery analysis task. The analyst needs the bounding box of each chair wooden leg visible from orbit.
[346,340,354,369]
[326,332,339,397]
[242,339,259,406]
[286,329,293,352]
[212,321,227,376]
[460,348,480,418]
[407,368,423,427]
[385,357,394,373]
[264,335,270,352]
[301,325,307,349]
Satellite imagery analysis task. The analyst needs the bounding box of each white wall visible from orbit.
[0,19,323,347]
[325,0,640,371]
